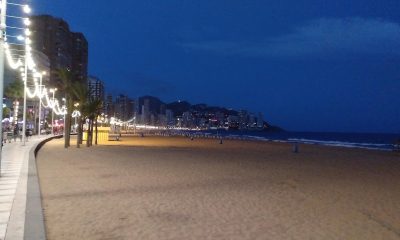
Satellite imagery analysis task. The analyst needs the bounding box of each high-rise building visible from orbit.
[166,109,174,126]
[257,112,264,128]
[238,110,248,129]
[182,111,193,128]
[88,76,105,102]
[71,33,88,83]
[30,15,88,90]
[248,113,257,128]
[105,94,114,117]
[115,94,134,121]
[143,99,150,124]
[32,49,51,85]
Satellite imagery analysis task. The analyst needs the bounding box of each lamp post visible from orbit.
[0,0,8,174]
[22,38,32,145]
[73,103,79,132]
[13,101,19,125]
[35,71,46,136]
[62,97,66,137]
[49,88,57,135]
[22,50,27,145]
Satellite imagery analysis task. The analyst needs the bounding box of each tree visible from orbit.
[3,107,11,119]
[84,99,103,147]
[5,79,24,100]
[5,79,24,125]
[71,81,90,148]
[57,69,75,148]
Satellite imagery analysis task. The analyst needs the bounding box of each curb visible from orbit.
[24,135,62,240]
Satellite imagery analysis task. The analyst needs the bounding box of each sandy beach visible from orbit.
[36,136,400,240]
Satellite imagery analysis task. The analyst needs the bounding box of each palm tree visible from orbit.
[5,79,24,126]
[94,101,103,145]
[57,69,75,148]
[58,69,104,148]
[71,81,90,148]
[84,99,103,147]
[5,79,24,100]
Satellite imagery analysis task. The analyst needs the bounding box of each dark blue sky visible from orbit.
[35,0,400,133]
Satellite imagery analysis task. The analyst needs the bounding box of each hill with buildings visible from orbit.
[106,95,282,131]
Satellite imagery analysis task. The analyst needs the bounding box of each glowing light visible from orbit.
[23,5,31,14]
[4,43,23,69]
[24,18,30,26]
[72,110,81,118]
[2,5,69,118]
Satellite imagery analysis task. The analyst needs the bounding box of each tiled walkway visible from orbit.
[0,136,49,240]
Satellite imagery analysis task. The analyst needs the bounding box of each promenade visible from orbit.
[0,136,52,240]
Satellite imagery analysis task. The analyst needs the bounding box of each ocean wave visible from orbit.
[197,131,397,151]
[287,138,393,151]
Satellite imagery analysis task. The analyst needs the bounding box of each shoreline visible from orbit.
[114,133,399,153]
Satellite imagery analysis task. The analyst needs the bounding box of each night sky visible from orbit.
[35,0,400,133]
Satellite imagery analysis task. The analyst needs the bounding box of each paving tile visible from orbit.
[0,213,10,224]
[0,190,15,196]
[0,203,12,210]
[0,136,51,240]
[0,223,7,238]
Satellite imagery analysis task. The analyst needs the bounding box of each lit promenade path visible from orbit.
[0,135,50,240]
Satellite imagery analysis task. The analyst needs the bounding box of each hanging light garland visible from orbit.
[3,1,67,116]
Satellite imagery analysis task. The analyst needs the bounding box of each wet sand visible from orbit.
[37,136,400,240]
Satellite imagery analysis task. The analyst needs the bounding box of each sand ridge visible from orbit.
[37,136,400,240]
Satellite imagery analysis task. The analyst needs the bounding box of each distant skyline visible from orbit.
[35,1,400,133]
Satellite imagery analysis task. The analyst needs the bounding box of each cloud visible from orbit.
[181,18,400,58]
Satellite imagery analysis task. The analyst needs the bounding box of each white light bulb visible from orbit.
[23,5,31,14]
[17,35,24,41]
[25,29,31,36]
[24,18,31,26]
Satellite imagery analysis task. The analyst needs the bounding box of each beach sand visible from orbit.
[37,136,400,240]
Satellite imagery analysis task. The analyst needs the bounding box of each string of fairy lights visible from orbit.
[3,1,128,133]
[3,0,67,120]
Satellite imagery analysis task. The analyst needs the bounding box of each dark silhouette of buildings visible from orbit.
[30,15,88,89]
[115,94,134,121]
[105,94,269,130]
[105,94,114,117]
[88,76,105,102]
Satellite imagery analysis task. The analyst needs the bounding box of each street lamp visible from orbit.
[49,88,57,135]
[13,101,19,125]
[62,98,66,136]
[73,103,79,132]
[22,38,32,145]
[35,71,46,136]
[0,0,8,174]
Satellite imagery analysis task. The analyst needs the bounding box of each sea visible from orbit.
[191,130,400,151]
